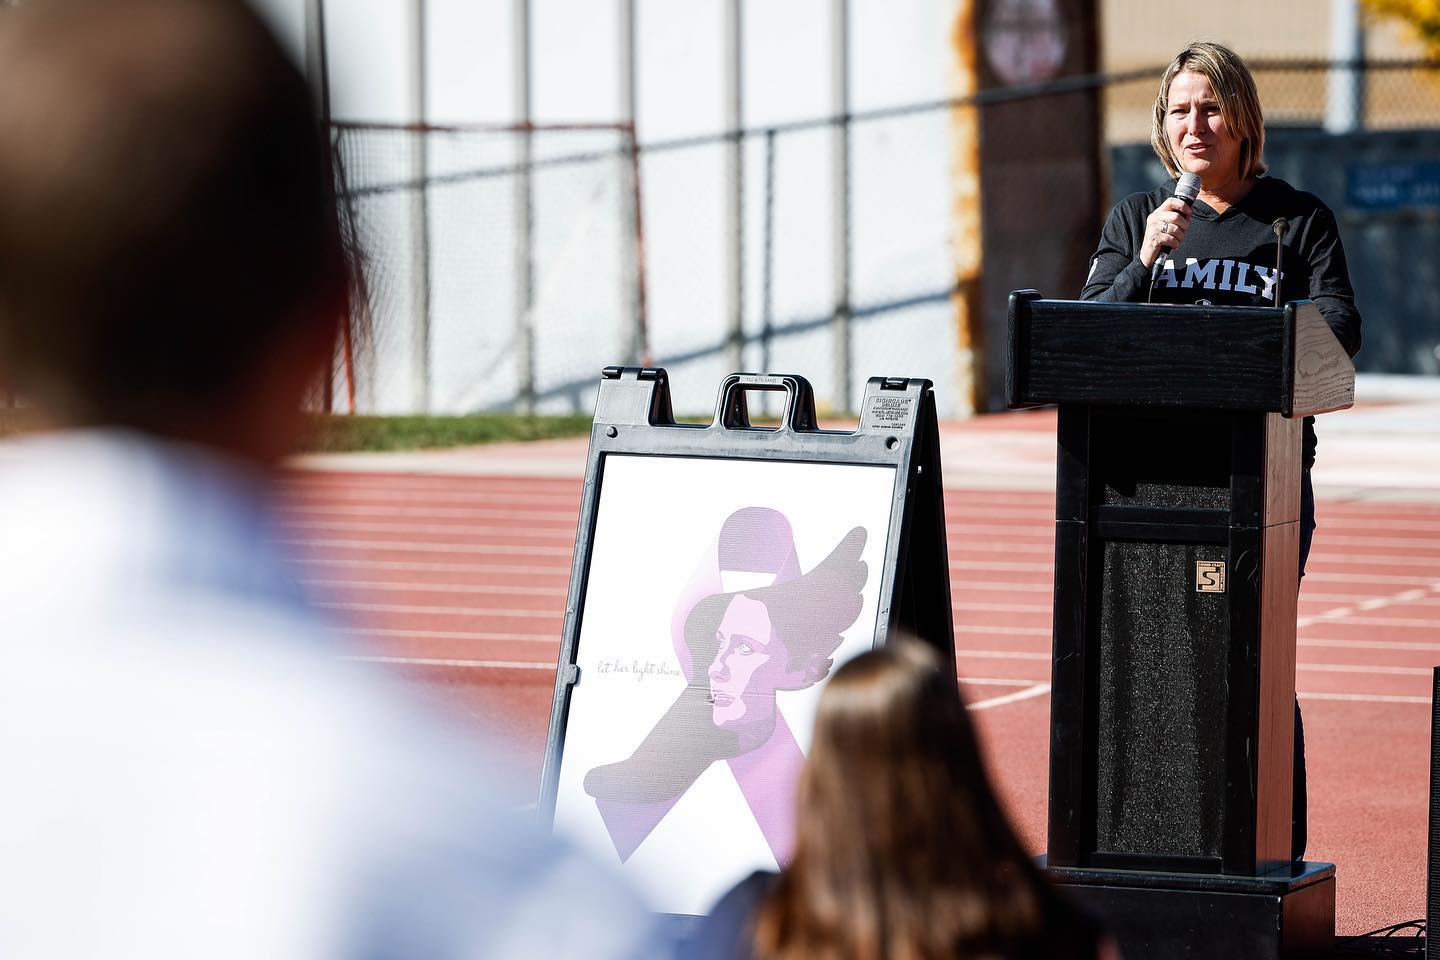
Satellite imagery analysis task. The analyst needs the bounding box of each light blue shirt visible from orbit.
[0,430,660,959]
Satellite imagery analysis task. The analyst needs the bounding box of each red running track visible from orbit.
[277,470,1440,935]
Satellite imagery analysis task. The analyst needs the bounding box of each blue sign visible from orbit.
[1347,161,1440,210]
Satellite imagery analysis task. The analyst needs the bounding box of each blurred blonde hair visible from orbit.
[1150,42,1268,182]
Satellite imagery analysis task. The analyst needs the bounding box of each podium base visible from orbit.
[1043,858,1335,959]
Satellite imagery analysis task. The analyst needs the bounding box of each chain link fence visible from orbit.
[335,122,638,415]
[333,58,1440,418]
[1105,58,1440,140]
[638,106,957,417]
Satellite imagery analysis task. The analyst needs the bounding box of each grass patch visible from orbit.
[302,413,594,453]
[0,410,594,452]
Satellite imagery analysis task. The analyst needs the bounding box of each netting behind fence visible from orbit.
[1105,60,1440,143]
[638,110,960,417]
[335,123,637,414]
[331,60,1440,416]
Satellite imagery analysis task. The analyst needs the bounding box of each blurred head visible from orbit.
[0,0,348,463]
[794,641,1002,861]
[754,640,1060,958]
[1151,42,1266,185]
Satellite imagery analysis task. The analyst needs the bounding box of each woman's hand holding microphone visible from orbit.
[1141,198,1193,270]
[1141,171,1202,271]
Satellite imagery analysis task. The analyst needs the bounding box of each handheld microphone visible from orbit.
[1149,172,1202,289]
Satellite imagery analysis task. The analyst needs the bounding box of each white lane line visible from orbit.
[358,628,558,643]
[344,658,1049,690]
[1298,691,1431,705]
[342,656,557,671]
[344,654,1433,707]
[1306,573,1440,586]
[1301,592,1429,604]
[954,649,1052,661]
[297,559,1053,583]
[272,538,573,556]
[955,625,1051,637]
[318,601,561,617]
[955,602,1052,614]
[1319,523,1440,535]
[1297,581,1440,628]
[301,558,569,576]
[959,677,1046,687]
[287,477,580,491]
[1301,615,1440,629]
[969,683,1052,711]
[1354,590,1429,608]
[1300,638,1440,652]
[1309,553,1440,567]
[346,632,1437,658]
[280,520,576,539]
[946,524,1053,538]
[1310,534,1440,549]
[951,647,1440,678]
[285,490,581,507]
[1298,663,1435,676]
[280,505,577,521]
[303,579,568,597]
[951,542,1052,555]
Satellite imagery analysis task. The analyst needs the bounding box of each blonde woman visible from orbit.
[1082,42,1363,859]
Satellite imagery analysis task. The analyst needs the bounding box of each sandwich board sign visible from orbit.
[539,368,953,917]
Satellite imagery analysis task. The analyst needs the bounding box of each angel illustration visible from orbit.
[583,507,869,864]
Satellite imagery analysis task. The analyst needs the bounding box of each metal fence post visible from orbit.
[617,0,644,366]
[304,0,335,413]
[723,0,744,376]
[947,0,981,418]
[761,128,777,400]
[830,0,851,415]
[407,0,431,414]
[514,0,536,413]
[1326,0,1366,134]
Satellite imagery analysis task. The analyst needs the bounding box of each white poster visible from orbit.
[552,454,896,915]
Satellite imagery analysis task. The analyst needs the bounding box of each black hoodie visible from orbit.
[1081,175,1362,468]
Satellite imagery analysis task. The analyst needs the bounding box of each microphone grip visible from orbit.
[1150,242,1174,284]
[1147,176,1198,301]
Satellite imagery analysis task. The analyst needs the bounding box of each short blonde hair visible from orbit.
[1151,42,1267,182]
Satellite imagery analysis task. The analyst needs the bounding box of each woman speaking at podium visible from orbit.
[1080,41,1363,861]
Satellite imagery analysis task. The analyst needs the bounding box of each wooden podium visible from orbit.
[1007,292,1355,959]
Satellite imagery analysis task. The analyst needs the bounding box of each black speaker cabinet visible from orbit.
[1009,293,1353,958]
[1051,406,1297,875]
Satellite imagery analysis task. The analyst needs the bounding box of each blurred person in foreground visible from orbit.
[0,1,656,957]
[1080,41,1363,861]
[692,642,1116,960]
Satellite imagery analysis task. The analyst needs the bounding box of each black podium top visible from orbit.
[1006,292,1354,418]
